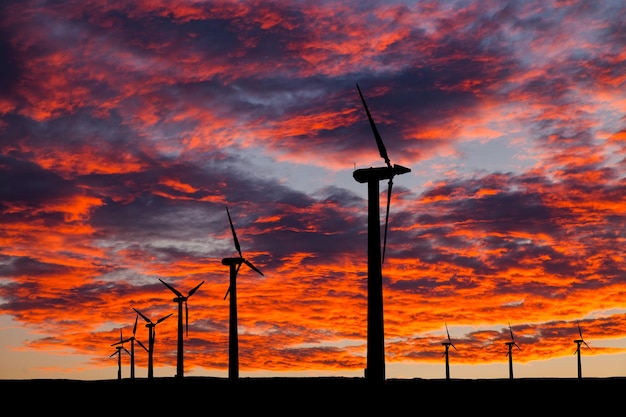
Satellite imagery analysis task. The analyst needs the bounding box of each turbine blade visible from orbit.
[382,178,392,264]
[133,307,152,324]
[226,206,242,257]
[509,322,515,341]
[356,84,391,168]
[136,339,148,352]
[188,280,204,297]
[451,343,457,350]
[244,259,264,276]
[157,313,173,324]
[577,321,583,339]
[583,341,591,350]
[223,286,231,300]
[185,301,189,337]
[132,315,138,336]
[159,279,183,297]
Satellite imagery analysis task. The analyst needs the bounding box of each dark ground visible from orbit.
[2,376,623,413]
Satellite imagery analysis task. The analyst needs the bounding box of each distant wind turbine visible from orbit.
[353,84,411,384]
[110,328,130,380]
[505,322,521,379]
[222,206,264,380]
[574,320,591,379]
[159,278,204,379]
[442,322,457,381]
[132,307,173,379]
[111,315,148,379]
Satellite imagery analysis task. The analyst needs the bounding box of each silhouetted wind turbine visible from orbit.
[574,320,591,379]
[353,84,411,383]
[159,278,204,379]
[112,315,148,379]
[133,307,173,379]
[110,328,130,380]
[505,322,521,379]
[222,206,264,380]
[442,322,457,381]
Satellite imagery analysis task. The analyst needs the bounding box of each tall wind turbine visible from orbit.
[111,315,148,379]
[353,84,411,383]
[442,322,457,381]
[110,328,130,380]
[133,307,173,379]
[505,322,521,379]
[574,320,591,379]
[222,206,264,380]
[159,278,205,379]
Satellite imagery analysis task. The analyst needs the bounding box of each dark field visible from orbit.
[2,376,623,413]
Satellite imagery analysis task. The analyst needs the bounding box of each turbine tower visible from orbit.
[574,320,591,379]
[505,322,521,379]
[133,307,172,379]
[442,322,457,381]
[110,328,130,380]
[111,315,148,379]
[222,206,264,380]
[160,278,204,379]
[353,84,411,383]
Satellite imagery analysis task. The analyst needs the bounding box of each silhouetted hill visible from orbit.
[2,377,622,413]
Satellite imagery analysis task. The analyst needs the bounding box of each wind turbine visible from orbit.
[574,320,591,379]
[159,278,205,379]
[110,328,130,380]
[222,206,264,380]
[442,322,457,381]
[353,84,411,383]
[132,307,173,379]
[505,322,521,379]
[111,315,148,379]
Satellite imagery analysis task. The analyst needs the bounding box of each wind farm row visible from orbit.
[109,85,595,384]
[109,309,593,382]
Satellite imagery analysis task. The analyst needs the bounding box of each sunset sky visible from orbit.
[1,0,625,381]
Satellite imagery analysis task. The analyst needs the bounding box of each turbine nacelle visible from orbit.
[353,164,411,183]
[222,257,244,265]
